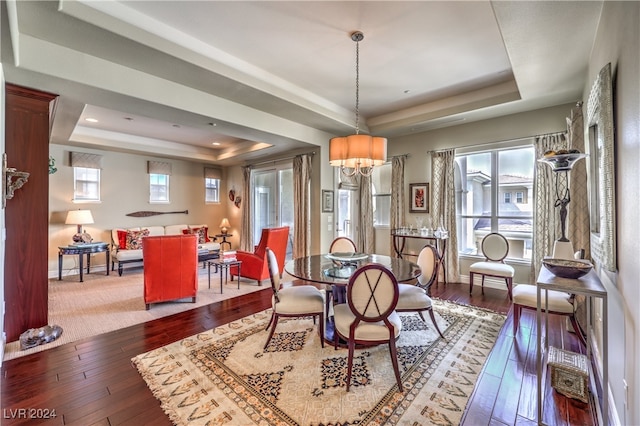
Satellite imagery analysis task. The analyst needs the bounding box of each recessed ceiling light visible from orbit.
[208,122,217,127]
[404,90,410,94]
[85,118,98,123]
[124,117,133,121]
[212,142,221,146]
[172,124,181,128]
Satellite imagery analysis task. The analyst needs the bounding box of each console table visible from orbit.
[58,242,110,282]
[390,229,448,284]
[536,267,608,425]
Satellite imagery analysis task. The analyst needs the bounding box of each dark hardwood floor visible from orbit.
[1,282,595,425]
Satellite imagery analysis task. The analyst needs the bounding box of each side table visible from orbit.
[207,259,242,293]
[58,242,110,282]
[214,233,233,251]
[536,267,608,425]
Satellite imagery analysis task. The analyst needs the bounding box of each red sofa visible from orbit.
[142,234,198,309]
[231,226,289,284]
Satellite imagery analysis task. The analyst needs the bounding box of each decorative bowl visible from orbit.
[542,258,592,279]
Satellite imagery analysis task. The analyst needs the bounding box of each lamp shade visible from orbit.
[65,209,94,225]
[329,134,387,168]
[219,218,231,234]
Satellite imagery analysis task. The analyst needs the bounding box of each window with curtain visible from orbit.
[455,145,534,260]
[204,167,221,203]
[71,151,102,202]
[148,161,171,203]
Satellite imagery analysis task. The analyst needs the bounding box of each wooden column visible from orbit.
[4,83,57,342]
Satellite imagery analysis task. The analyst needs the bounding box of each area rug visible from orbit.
[3,268,266,361]
[132,299,506,425]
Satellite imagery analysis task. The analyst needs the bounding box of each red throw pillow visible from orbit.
[183,226,209,244]
[117,230,128,249]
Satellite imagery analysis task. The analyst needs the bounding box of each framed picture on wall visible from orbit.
[409,183,429,213]
[322,189,334,213]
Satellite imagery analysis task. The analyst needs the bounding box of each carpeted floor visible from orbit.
[132,299,506,425]
[3,266,265,361]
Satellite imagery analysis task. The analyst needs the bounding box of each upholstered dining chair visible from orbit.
[333,264,403,392]
[395,245,445,338]
[469,233,514,300]
[326,237,359,317]
[512,284,586,346]
[264,247,325,350]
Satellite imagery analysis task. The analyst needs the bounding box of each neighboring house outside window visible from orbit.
[455,144,534,260]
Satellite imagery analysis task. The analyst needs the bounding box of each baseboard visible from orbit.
[49,264,109,280]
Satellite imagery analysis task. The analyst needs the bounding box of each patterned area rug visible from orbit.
[132,299,505,425]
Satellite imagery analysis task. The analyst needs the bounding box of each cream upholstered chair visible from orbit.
[395,245,444,338]
[512,285,586,346]
[326,237,358,317]
[469,233,514,300]
[333,264,403,392]
[264,247,325,349]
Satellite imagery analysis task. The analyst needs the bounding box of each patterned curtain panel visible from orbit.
[359,174,374,254]
[390,156,406,257]
[239,166,252,252]
[293,154,312,258]
[566,103,590,259]
[431,150,459,283]
[531,132,568,281]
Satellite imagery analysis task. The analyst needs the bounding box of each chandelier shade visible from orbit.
[330,31,387,176]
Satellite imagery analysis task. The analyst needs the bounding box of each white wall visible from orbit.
[587,3,640,425]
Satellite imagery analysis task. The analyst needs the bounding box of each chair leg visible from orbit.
[263,314,279,349]
[325,288,333,319]
[346,340,355,392]
[513,304,522,335]
[318,312,325,348]
[264,311,275,331]
[417,312,426,322]
[569,315,587,347]
[428,308,445,339]
[506,277,513,300]
[469,272,474,294]
[388,338,403,392]
[481,275,485,295]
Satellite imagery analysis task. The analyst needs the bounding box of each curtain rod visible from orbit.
[249,151,315,167]
[426,135,557,155]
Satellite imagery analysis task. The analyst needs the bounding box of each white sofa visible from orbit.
[110,224,220,275]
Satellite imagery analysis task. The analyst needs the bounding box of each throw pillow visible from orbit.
[183,226,209,244]
[117,230,128,249]
[125,229,150,250]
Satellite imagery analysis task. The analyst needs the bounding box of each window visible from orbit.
[205,178,220,203]
[455,145,534,260]
[204,167,222,203]
[149,173,170,203]
[70,152,103,202]
[73,167,100,202]
[372,163,392,227]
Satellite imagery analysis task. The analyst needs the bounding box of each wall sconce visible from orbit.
[2,153,30,208]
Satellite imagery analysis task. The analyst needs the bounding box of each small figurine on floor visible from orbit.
[19,325,64,350]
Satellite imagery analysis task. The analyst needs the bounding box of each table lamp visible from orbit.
[65,209,94,243]
[219,218,231,235]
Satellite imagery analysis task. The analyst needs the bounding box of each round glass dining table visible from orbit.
[284,253,420,286]
[285,253,420,344]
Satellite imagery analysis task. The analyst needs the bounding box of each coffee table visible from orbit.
[197,250,220,268]
[207,259,242,293]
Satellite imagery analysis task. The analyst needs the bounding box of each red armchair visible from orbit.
[142,234,198,310]
[231,226,289,284]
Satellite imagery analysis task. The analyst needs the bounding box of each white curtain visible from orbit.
[531,132,568,280]
[239,166,253,252]
[293,154,312,258]
[431,150,459,283]
[390,156,406,257]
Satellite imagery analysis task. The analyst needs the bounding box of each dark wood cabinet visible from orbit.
[4,83,57,342]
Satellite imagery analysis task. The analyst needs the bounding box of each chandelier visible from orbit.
[329,31,387,177]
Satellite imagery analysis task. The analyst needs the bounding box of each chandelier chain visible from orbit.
[354,37,360,135]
